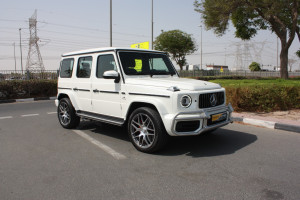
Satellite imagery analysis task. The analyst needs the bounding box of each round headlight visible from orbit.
[180,95,192,108]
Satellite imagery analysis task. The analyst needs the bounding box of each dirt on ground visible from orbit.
[234,109,300,126]
[243,109,300,121]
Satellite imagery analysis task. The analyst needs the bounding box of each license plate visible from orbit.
[211,113,226,122]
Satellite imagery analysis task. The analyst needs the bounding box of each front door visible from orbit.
[91,53,122,119]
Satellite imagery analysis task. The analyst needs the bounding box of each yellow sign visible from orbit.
[220,66,224,73]
[131,41,149,50]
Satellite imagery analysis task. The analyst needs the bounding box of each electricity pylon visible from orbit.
[26,10,45,71]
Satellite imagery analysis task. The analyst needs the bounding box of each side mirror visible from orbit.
[103,70,120,83]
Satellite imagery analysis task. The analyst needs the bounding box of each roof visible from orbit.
[62,47,165,57]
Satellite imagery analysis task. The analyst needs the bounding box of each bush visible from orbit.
[0,80,57,100]
[225,85,300,112]
[1,79,299,113]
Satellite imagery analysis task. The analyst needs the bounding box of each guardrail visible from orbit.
[0,70,58,81]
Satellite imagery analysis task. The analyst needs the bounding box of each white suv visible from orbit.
[55,47,233,153]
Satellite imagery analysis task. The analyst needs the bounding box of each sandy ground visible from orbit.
[233,109,300,126]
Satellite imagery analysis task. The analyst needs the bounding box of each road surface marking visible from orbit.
[47,112,57,114]
[21,114,39,117]
[0,116,13,120]
[73,129,126,160]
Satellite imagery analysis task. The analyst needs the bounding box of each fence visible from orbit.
[1,69,300,81]
[179,70,300,78]
[0,70,58,81]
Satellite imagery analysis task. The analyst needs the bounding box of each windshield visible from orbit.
[119,52,177,76]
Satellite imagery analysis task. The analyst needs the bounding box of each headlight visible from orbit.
[180,95,192,108]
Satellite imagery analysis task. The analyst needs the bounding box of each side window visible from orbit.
[60,58,74,78]
[96,54,117,78]
[77,56,92,78]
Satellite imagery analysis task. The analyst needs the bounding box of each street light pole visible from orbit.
[200,25,202,70]
[110,0,112,47]
[225,47,227,65]
[13,43,17,73]
[276,37,278,70]
[151,0,154,50]
[19,28,23,74]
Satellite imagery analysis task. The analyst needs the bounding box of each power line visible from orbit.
[1,18,150,38]
[39,30,139,42]
[0,18,26,22]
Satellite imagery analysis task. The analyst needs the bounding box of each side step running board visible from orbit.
[76,110,124,126]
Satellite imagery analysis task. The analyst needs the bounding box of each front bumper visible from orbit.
[164,103,234,136]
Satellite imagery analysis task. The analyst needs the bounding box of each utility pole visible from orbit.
[19,28,23,74]
[151,0,154,50]
[110,0,112,47]
[200,25,202,70]
[13,43,16,73]
[276,37,278,70]
[224,47,227,65]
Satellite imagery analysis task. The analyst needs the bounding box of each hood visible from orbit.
[125,77,221,91]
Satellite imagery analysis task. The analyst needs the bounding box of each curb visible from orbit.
[232,117,300,133]
[0,97,56,104]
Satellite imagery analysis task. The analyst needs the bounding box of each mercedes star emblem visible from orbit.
[210,94,217,106]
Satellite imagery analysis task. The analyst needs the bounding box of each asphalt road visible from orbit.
[0,101,299,200]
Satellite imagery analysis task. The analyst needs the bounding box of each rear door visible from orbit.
[72,56,93,112]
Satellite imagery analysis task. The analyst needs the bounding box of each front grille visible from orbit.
[199,92,224,108]
[175,121,200,132]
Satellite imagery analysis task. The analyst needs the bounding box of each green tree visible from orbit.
[194,0,300,79]
[297,50,300,58]
[154,30,197,70]
[249,62,261,71]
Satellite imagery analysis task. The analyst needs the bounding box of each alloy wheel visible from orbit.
[58,101,71,126]
[130,113,156,149]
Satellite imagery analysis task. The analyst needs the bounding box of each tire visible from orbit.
[57,98,80,129]
[127,107,169,153]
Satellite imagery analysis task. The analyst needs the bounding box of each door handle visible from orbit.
[93,89,99,93]
[73,87,78,91]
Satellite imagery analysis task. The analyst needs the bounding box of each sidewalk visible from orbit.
[232,109,300,133]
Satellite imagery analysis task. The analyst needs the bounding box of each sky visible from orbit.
[1,0,299,71]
